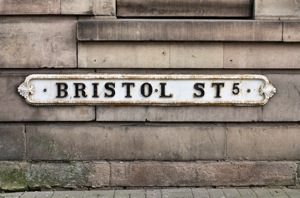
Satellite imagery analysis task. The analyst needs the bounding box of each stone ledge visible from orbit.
[111,161,297,187]
[0,162,110,191]
[77,20,282,41]
[0,161,296,190]
[117,0,252,18]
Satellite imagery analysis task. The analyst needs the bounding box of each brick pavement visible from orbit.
[1,188,300,198]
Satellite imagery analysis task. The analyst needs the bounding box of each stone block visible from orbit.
[227,124,300,160]
[284,22,300,42]
[111,162,296,186]
[0,17,76,68]
[78,42,223,68]
[255,0,300,20]
[0,0,60,15]
[0,162,110,190]
[262,74,300,121]
[162,188,193,198]
[77,20,282,41]
[117,0,251,18]
[61,0,115,15]
[27,124,225,161]
[96,106,262,122]
[224,43,300,69]
[0,71,94,121]
[0,125,25,160]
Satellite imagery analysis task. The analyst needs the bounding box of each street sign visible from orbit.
[18,74,276,106]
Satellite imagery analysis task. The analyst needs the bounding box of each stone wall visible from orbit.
[0,0,300,191]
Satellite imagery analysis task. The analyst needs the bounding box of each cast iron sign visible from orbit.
[18,74,276,106]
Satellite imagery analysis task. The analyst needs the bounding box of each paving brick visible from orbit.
[252,188,273,197]
[115,190,145,198]
[0,0,60,15]
[191,188,209,198]
[21,192,53,198]
[61,0,115,15]
[237,188,257,198]
[224,43,300,69]
[255,0,300,20]
[111,162,297,187]
[83,190,114,197]
[78,42,223,69]
[207,189,225,198]
[0,72,94,121]
[227,124,300,160]
[268,189,289,198]
[283,188,300,197]
[283,22,300,42]
[52,191,84,198]
[262,74,300,121]
[0,17,76,68]
[0,125,25,161]
[162,188,193,198]
[77,20,282,41]
[27,162,110,189]
[27,124,225,161]
[222,189,241,198]
[117,0,251,18]
[146,189,161,198]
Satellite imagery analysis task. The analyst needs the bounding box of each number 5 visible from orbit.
[232,83,240,95]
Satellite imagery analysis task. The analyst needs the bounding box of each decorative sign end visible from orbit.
[260,82,276,100]
[18,82,34,99]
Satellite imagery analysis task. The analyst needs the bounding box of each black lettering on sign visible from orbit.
[74,83,87,98]
[122,82,135,98]
[92,83,99,98]
[56,83,68,98]
[141,83,153,97]
[211,83,225,98]
[159,83,173,98]
[105,82,115,98]
[194,83,205,98]
[232,83,240,95]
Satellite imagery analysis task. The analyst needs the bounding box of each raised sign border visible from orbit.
[18,74,276,106]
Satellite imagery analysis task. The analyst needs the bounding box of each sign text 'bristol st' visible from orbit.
[18,74,276,106]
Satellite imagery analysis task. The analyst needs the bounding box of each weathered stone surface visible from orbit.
[117,0,251,18]
[77,20,282,41]
[79,42,223,68]
[97,106,261,122]
[0,72,94,121]
[27,124,225,161]
[227,124,300,160]
[61,0,115,15]
[0,0,60,15]
[255,0,300,20]
[224,43,300,69]
[262,74,300,121]
[0,125,25,160]
[0,162,110,191]
[284,22,300,42]
[111,162,296,186]
[0,17,76,68]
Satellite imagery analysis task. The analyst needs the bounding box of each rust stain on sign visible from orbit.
[18,74,276,106]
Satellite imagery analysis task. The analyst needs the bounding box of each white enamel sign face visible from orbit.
[18,74,276,106]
